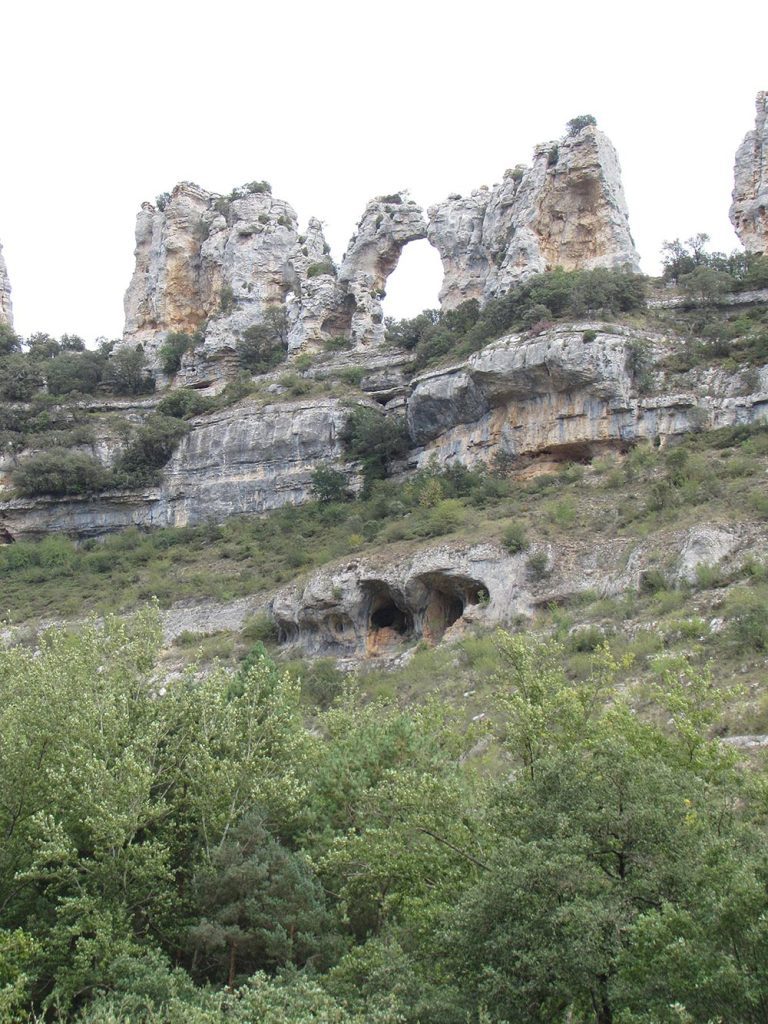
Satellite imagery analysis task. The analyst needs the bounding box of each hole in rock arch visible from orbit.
[381,238,444,323]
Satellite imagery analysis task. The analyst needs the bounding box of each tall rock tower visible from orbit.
[730,91,768,254]
[0,240,12,328]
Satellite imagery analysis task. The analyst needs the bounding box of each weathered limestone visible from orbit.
[0,396,358,541]
[121,184,428,376]
[0,239,12,327]
[407,323,768,466]
[428,123,639,309]
[731,91,768,254]
[269,517,764,660]
[122,182,342,370]
[338,193,427,345]
[120,123,637,381]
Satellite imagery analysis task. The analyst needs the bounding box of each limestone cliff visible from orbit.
[428,122,639,309]
[731,91,768,254]
[122,182,337,366]
[0,239,12,327]
[2,325,765,543]
[407,324,766,467]
[0,395,356,540]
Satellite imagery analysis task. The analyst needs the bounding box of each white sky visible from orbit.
[1,0,766,343]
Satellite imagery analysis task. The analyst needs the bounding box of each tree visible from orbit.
[236,307,289,374]
[103,347,154,395]
[340,406,409,486]
[311,464,349,503]
[189,813,339,986]
[567,114,597,134]
[159,331,196,375]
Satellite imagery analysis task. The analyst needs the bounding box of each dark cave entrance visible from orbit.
[417,572,488,644]
[365,582,414,655]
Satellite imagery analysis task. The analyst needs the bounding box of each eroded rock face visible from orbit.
[122,182,338,367]
[0,396,358,541]
[269,517,764,661]
[428,124,639,309]
[731,91,768,254]
[0,239,12,327]
[271,543,517,657]
[121,184,428,376]
[338,193,427,345]
[407,323,768,465]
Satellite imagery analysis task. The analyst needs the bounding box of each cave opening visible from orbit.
[417,572,489,644]
[365,582,414,655]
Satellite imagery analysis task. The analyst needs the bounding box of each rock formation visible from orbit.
[427,122,639,309]
[0,395,356,540]
[407,324,767,468]
[2,324,765,544]
[122,182,337,366]
[337,194,427,345]
[731,91,768,254]
[120,121,637,379]
[0,240,12,327]
[121,183,427,373]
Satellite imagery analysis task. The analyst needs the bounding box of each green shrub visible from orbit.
[567,114,597,134]
[323,335,352,352]
[241,614,279,645]
[582,329,597,343]
[156,389,214,419]
[726,588,768,651]
[502,522,529,554]
[639,568,669,594]
[311,464,349,503]
[307,261,335,278]
[12,450,110,496]
[339,366,365,386]
[341,406,409,485]
[102,347,154,395]
[236,308,288,374]
[526,550,550,580]
[568,625,605,652]
[115,414,190,483]
[0,355,44,400]
[45,351,106,395]
[159,332,196,375]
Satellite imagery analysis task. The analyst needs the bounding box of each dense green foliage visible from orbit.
[385,268,646,370]
[661,234,768,293]
[236,307,289,374]
[0,333,154,403]
[2,612,768,1022]
[340,406,409,486]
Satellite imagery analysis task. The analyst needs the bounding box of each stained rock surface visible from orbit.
[0,239,12,327]
[731,91,768,254]
[119,120,637,382]
[427,124,639,309]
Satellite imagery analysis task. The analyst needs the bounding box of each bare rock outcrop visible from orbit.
[0,396,358,541]
[0,239,12,327]
[428,122,639,309]
[121,184,428,377]
[731,91,768,254]
[338,193,427,345]
[406,323,768,466]
[122,182,339,368]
